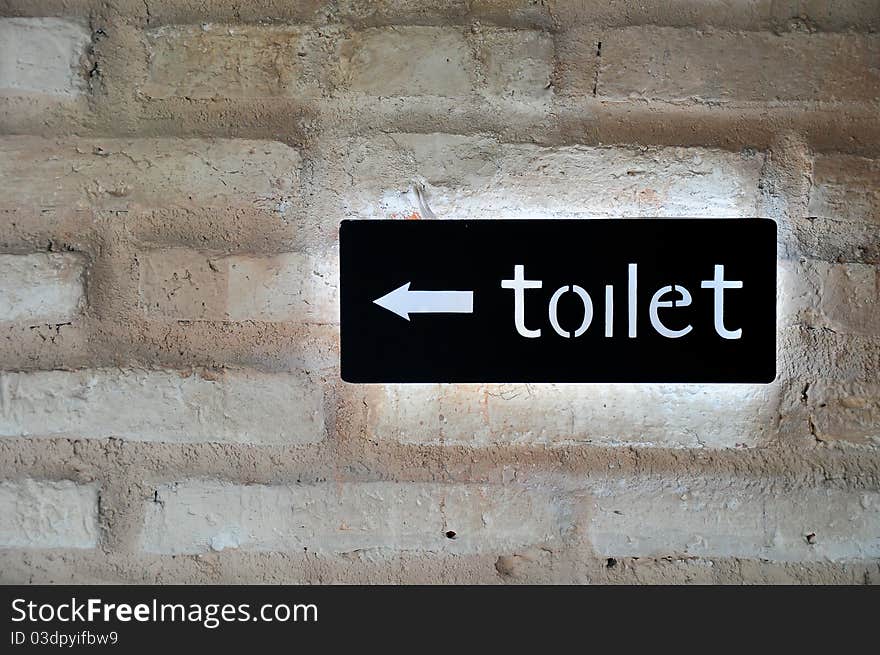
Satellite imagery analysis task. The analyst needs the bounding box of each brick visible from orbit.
[336,0,470,24]
[127,207,298,251]
[0,18,90,98]
[476,28,554,102]
[367,383,777,448]
[138,249,225,321]
[470,0,555,27]
[775,0,880,31]
[0,479,98,549]
[142,480,566,555]
[806,381,880,446]
[338,26,552,102]
[545,0,880,31]
[341,27,473,97]
[593,28,880,103]
[0,137,300,214]
[0,253,85,323]
[122,0,326,24]
[587,478,880,561]
[139,248,339,323]
[808,155,880,225]
[808,264,878,336]
[779,328,879,382]
[332,134,763,219]
[793,218,880,265]
[0,368,323,445]
[142,25,328,99]
[779,260,879,336]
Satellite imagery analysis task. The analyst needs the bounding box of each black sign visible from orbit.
[340,219,776,383]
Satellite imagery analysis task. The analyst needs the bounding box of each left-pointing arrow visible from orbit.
[373,282,474,321]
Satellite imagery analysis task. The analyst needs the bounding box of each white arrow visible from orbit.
[373,282,474,321]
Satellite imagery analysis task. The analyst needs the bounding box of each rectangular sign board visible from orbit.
[340,219,776,383]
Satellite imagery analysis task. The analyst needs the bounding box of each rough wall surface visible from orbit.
[0,0,878,584]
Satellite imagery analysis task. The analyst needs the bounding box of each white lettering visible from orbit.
[501,265,542,338]
[548,285,593,338]
[701,264,743,339]
[649,285,693,338]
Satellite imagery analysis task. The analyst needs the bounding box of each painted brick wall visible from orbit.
[0,1,878,584]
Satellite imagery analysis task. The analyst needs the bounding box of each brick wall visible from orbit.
[0,0,878,584]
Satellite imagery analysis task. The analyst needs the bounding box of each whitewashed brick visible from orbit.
[779,260,879,336]
[119,0,326,24]
[0,369,323,445]
[139,248,339,323]
[587,478,880,562]
[333,135,763,219]
[595,28,880,102]
[808,154,880,225]
[0,253,85,323]
[0,18,90,97]
[142,480,566,555]
[795,221,880,265]
[342,27,473,97]
[537,0,880,31]
[478,28,554,102]
[779,328,880,382]
[806,381,880,446]
[368,383,777,448]
[0,137,300,215]
[0,479,98,549]
[143,24,326,99]
[143,24,554,103]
